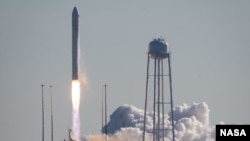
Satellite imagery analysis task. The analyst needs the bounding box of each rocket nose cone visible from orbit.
[72,7,79,16]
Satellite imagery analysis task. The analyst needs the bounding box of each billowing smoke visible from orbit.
[82,102,215,141]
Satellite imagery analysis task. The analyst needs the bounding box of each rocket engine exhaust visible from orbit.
[71,6,80,141]
[71,80,80,141]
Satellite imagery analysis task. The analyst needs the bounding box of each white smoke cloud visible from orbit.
[171,103,215,141]
[82,102,215,141]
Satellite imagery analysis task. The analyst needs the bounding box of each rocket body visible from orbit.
[72,7,79,80]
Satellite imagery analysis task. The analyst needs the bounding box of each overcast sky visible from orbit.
[0,1,250,141]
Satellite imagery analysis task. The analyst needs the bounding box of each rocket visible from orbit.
[72,7,79,80]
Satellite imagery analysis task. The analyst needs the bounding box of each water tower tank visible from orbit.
[148,38,169,59]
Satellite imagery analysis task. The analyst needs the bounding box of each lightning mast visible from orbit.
[102,84,108,141]
[50,85,54,141]
[41,84,45,141]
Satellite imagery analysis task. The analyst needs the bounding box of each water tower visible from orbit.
[142,38,175,141]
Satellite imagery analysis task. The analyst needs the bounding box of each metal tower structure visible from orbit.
[101,84,108,141]
[142,38,175,141]
[50,85,54,141]
[41,84,45,141]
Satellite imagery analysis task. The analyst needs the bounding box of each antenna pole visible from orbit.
[50,85,54,141]
[41,84,44,141]
[101,84,104,130]
[104,84,108,141]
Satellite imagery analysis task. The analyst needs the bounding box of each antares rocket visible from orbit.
[72,7,79,80]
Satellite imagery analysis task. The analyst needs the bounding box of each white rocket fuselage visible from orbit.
[72,7,79,80]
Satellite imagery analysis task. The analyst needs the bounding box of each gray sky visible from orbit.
[0,1,250,141]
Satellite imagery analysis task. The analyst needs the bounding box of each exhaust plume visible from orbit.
[72,80,81,141]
